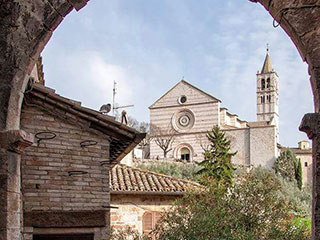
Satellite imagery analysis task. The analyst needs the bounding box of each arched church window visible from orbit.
[261,96,265,103]
[261,79,265,90]
[267,78,271,88]
[180,147,190,161]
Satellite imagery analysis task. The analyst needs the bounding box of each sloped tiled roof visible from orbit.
[288,148,312,155]
[110,164,202,195]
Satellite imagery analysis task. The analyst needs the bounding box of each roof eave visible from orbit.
[110,190,186,196]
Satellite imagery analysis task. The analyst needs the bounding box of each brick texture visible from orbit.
[21,104,110,212]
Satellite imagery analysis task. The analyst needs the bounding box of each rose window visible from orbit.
[172,109,195,132]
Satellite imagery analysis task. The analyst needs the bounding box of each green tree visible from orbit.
[274,149,297,181]
[153,168,311,240]
[296,159,303,190]
[197,126,236,186]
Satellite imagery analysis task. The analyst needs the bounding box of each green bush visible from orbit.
[152,168,311,240]
[136,161,201,182]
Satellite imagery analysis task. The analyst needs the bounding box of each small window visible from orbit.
[267,78,271,88]
[305,162,308,167]
[261,79,265,90]
[178,95,187,104]
[266,95,271,103]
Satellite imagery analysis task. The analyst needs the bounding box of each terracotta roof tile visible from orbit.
[110,164,201,195]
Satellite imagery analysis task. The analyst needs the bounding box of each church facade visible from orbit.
[149,51,279,169]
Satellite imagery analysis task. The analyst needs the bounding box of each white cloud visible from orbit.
[42,0,313,147]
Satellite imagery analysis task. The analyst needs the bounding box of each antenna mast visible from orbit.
[112,81,134,118]
[112,81,116,116]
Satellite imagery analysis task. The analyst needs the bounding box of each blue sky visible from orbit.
[42,0,313,147]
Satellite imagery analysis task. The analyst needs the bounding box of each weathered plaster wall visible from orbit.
[249,126,277,169]
[296,152,313,186]
[110,194,177,234]
[224,128,250,167]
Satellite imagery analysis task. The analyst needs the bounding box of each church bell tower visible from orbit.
[256,48,279,139]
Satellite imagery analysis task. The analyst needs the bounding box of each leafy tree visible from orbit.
[274,149,297,181]
[296,159,303,190]
[109,226,150,240]
[153,168,311,240]
[197,125,236,186]
[275,149,304,190]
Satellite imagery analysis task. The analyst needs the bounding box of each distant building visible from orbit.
[149,50,279,169]
[287,141,312,186]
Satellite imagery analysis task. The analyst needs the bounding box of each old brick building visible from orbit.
[109,164,200,235]
[20,83,145,240]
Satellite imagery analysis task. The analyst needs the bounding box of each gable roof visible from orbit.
[24,83,146,166]
[110,164,202,195]
[149,80,221,109]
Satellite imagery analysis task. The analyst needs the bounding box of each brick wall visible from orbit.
[21,104,110,211]
[20,104,111,239]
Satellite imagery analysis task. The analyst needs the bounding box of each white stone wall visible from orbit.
[150,103,220,132]
[224,128,250,166]
[150,81,219,109]
[150,125,277,169]
[150,133,206,162]
[249,126,277,169]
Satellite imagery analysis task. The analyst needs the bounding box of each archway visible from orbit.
[1,0,320,239]
[174,144,194,162]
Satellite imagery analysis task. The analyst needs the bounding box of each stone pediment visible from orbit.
[149,80,221,109]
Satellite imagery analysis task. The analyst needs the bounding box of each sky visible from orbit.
[42,0,313,147]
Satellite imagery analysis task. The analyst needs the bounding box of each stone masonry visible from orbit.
[20,100,110,239]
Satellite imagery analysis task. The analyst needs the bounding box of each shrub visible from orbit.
[153,168,311,240]
[136,161,201,182]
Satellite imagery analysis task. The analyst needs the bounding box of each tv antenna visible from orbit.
[112,81,134,116]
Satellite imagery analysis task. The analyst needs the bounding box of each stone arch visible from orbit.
[174,143,194,162]
[0,0,90,131]
[1,0,320,239]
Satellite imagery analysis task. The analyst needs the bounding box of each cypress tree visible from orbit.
[197,126,236,186]
[296,159,303,190]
